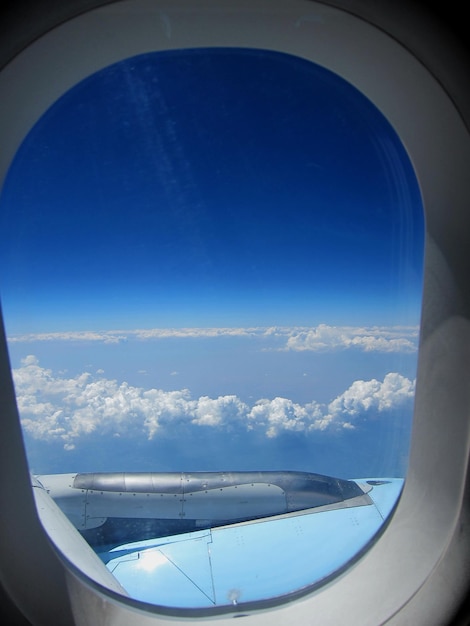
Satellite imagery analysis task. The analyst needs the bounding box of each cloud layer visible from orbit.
[284,325,418,353]
[8,324,419,353]
[13,356,415,450]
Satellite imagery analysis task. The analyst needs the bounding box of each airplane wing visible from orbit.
[34,471,403,608]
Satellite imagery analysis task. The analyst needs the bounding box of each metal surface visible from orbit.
[103,479,403,607]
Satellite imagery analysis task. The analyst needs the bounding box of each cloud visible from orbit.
[327,373,415,418]
[247,397,323,438]
[284,324,418,353]
[192,395,249,427]
[8,331,127,344]
[7,324,418,353]
[7,327,261,343]
[131,328,258,340]
[13,356,415,449]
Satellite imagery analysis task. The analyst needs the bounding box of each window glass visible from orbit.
[0,48,424,607]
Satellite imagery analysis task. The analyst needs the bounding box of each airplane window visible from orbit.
[0,47,424,608]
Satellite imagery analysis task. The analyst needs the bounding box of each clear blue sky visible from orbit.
[0,48,424,479]
[0,48,423,332]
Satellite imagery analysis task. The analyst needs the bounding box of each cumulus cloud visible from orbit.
[247,397,323,438]
[327,373,415,416]
[12,356,416,450]
[192,395,249,428]
[284,324,418,353]
[8,324,418,353]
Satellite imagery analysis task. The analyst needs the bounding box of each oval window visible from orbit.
[0,48,424,608]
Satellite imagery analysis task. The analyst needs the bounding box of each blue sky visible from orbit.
[0,48,424,479]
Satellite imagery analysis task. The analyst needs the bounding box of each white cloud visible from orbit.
[284,324,418,353]
[247,397,323,438]
[327,373,415,419]
[13,356,415,449]
[131,328,258,340]
[7,327,261,343]
[8,331,127,344]
[7,324,418,353]
[192,395,248,427]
